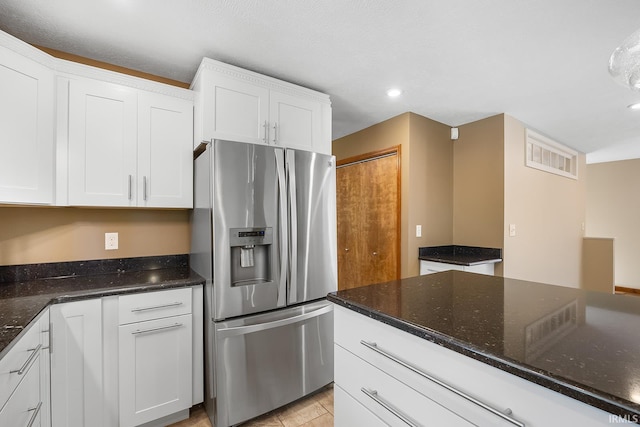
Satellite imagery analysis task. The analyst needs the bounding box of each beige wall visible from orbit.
[332,112,452,278]
[408,114,453,275]
[586,159,640,289]
[582,237,614,292]
[0,206,190,265]
[503,115,586,288]
[453,115,505,255]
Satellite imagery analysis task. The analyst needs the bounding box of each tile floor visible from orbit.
[169,384,334,427]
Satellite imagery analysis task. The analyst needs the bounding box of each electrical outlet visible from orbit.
[416,225,422,238]
[105,232,118,250]
[509,224,516,237]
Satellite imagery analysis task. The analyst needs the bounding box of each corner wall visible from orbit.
[332,112,452,278]
[586,159,640,289]
[453,114,505,255]
[503,115,586,287]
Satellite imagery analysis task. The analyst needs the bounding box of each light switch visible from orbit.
[509,224,516,237]
[416,225,422,238]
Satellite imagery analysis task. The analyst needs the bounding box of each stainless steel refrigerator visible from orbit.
[190,140,337,427]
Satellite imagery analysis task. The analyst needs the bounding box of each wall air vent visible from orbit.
[525,129,578,179]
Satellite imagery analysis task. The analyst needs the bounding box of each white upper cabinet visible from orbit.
[0,44,55,205]
[269,89,322,151]
[137,92,193,208]
[205,72,269,144]
[65,78,193,208]
[192,58,332,154]
[68,79,138,207]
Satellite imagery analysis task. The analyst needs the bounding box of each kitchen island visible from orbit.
[328,271,640,425]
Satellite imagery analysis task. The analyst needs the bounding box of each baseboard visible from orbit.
[615,286,640,295]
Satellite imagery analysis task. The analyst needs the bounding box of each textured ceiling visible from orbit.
[1,0,640,162]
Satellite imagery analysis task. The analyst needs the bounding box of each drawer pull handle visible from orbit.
[10,344,42,375]
[26,401,42,427]
[131,301,183,312]
[361,388,420,427]
[132,323,182,335]
[360,340,525,427]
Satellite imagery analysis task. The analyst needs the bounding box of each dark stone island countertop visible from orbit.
[419,245,502,266]
[328,271,640,421]
[0,255,204,360]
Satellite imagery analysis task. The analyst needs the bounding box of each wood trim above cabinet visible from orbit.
[34,45,190,89]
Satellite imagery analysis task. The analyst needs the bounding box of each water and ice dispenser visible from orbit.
[229,227,273,287]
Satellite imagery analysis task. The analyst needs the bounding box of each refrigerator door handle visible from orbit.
[276,149,288,307]
[216,304,333,339]
[286,149,298,304]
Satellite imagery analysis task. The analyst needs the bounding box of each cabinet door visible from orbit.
[50,299,103,427]
[137,92,193,208]
[207,74,269,144]
[118,314,192,427]
[269,90,321,152]
[68,79,137,206]
[0,46,54,204]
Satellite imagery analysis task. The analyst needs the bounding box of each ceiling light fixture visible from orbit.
[609,28,640,90]
[628,102,640,110]
[386,88,402,98]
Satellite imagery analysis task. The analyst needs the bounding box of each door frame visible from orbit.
[337,145,402,281]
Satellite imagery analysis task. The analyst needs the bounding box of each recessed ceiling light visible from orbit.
[628,102,640,110]
[386,88,402,98]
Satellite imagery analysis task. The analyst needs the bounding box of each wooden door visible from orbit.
[337,149,400,290]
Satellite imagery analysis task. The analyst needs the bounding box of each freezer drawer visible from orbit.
[214,300,333,426]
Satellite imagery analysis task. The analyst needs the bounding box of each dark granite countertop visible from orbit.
[0,255,204,360]
[328,271,640,421]
[418,245,502,266]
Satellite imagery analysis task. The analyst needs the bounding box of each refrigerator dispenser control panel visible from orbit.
[229,227,273,246]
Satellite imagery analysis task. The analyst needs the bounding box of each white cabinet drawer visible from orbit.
[335,305,612,426]
[0,353,42,427]
[334,384,386,427]
[0,313,43,410]
[118,287,192,324]
[335,344,472,426]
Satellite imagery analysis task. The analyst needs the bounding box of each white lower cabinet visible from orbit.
[118,290,193,427]
[50,299,103,427]
[334,384,386,427]
[334,304,614,426]
[48,286,201,427]
[419,260,495,276]
[0,309,49,427]
[0,352,42,427]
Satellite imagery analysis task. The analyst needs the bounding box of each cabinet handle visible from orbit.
[128,175,133,200]
[273,123,278,144]
[130,301,183,312]
[26,401,43,427]
[10,344,42,375]
[131,323,183,335]
[360,341,525,427]
[263,121,268,144]
[361,388,419,427]
[143,176,148,201]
